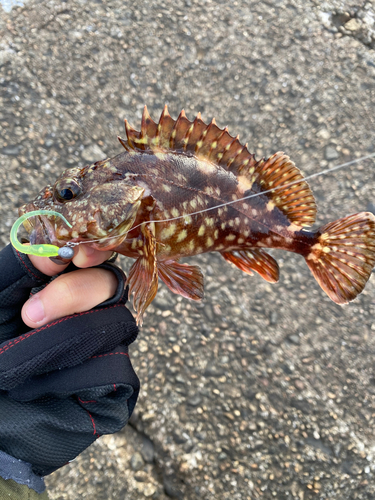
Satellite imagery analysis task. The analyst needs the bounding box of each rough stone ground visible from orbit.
[1,0,375,498]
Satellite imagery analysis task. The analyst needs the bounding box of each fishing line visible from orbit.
[12,152,375,255]
[78,151,375,244]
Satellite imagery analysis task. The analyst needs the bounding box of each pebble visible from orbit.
[134,471,147,482]
[187,394,202,407]
[130,452,145,471]
[203,304,214,321]
[81,144,106,162]
[173,431,188,444]
[288,334,301,345]
[325,145,339,161]
[269,311,278,325]
[317,127,330,140]
[153,296,171,310]
[163,474,183,499]
[138,340,148,353]
[0,49,15,67]
[158,320,167,335]
[295,379,304,390]
[344,18,361,31]
[141,436,155,464]
[143,483,157,497]
[1,144,22,155]
[305,437,333,456]
[342,461,362,476]
[204,365,224,377]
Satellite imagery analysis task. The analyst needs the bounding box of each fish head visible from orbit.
[19,161,145,251]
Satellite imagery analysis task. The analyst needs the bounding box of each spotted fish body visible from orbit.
[20,106,375,323]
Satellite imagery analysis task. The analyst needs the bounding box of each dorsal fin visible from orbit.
[250,152,316,226]
[118,106,317,226]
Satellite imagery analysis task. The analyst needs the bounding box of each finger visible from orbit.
[72,245,114,268]
[29,251,76,277]
[29,246,113,276]
[22,267,118,328]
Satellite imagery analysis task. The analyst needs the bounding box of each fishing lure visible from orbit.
[10,210,74,259]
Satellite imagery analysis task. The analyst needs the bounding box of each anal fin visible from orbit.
[126,225,158,324]
[221,249,279,283]
[158,260,204,301]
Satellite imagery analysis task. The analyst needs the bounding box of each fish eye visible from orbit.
[54,179,81,202]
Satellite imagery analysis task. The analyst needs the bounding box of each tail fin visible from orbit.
[305,212,375,304]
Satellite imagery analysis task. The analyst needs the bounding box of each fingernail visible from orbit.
[25,296,46,323]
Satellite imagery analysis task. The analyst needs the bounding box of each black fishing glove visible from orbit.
[0,244,139,492]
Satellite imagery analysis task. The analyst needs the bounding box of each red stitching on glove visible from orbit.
[85,409,99,437]
[90,351,129,359]
[78,397,97,404]
[0,304,123,356]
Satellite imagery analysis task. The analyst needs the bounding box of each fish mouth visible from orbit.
[29,217,53,246]
[18,205,66,247]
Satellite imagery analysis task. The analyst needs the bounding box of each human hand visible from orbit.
[0,244,139,489]
[23,246,117,328]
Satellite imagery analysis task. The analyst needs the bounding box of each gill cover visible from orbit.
[88,183,144,247]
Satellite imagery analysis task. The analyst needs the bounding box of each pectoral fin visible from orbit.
[126,225,158,324]
[221,249,279,283]
[158,260,204,301]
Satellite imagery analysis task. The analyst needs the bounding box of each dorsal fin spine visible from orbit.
[220,136,238,161]
[153,118,162,147]
[170,110,185,149]
[194,140,203,153]
[141,105,152,137]
[124,119,137,149]
[208,127,227,158]
[118,136,131,151]
[196,120,216,155]
[138,105,158,150]
[161,104,169,119]
[226,136,242,168]
[182,123,195,151]
[195,126,209,155]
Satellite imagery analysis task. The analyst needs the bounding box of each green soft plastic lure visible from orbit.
[10,210,73,258]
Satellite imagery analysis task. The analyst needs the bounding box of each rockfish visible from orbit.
[19,106,375,323]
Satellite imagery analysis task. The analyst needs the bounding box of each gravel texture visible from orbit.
[1,0,375,499]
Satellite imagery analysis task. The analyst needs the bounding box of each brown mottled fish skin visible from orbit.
[113,152,310,263]
[19,106,375,323]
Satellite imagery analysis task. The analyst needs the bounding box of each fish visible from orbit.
[19,105,375,323]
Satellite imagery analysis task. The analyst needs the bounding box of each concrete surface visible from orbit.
[1,0,375,499]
